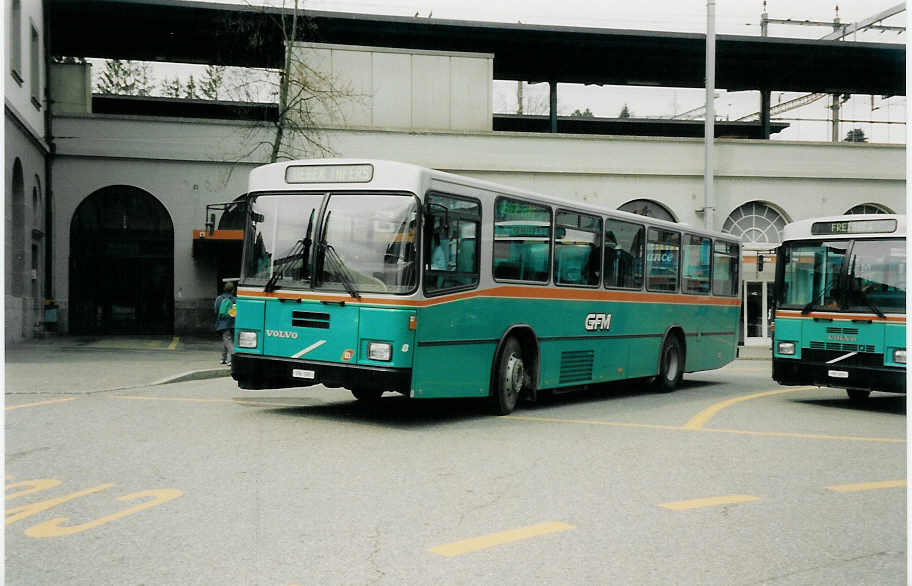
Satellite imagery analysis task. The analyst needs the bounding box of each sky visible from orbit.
[107,0,908,143]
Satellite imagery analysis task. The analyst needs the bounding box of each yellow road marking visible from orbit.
[683,387,816,429]
[659,494,760,511]
[6,398,77,411]
[826,480,906,493]
[111,396,313,408]
[167,337,180,350]
[508,415,903,444]
[428,522,574,556]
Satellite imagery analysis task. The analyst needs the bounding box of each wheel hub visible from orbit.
[505,354,524,394]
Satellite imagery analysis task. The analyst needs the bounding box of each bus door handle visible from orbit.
[851,319,872,324]
[321,300,346,306]
[278,297,302,303]
[812,317,833,322]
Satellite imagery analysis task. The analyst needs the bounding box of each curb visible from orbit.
[153,368,233,386]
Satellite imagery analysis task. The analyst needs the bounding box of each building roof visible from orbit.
[49,0,905,96]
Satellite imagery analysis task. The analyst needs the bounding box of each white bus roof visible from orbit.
[249,159,741,242]
[781,214,906,241]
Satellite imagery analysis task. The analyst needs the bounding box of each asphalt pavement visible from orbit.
[4,335,232,396]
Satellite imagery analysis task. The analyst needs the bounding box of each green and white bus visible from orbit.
[231,159,741,414]
[772,215,906,400]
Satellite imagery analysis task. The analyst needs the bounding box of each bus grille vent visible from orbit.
[826,327,859,335]
[292,311,330,329]
[560,351,594,384]
[809,341,874,353]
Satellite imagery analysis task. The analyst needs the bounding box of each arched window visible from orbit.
[11,159,25,297]
[845,203,892,215]
[722,202,787,245]
[32,182,41,229]
[619,199,675,222]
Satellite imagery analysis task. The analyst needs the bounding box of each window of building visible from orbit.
[30,22,40,107]
[604,218,644,289]
[845,203,891,215]
[722,201,787,245]
[712,240,740,297]
[619,199,675,222]
[424,192,480,294]
[493,197,551,283]
[554,210,601,287]
[646,227,680,292]
[10,0,22,84]
[682,234,711,295]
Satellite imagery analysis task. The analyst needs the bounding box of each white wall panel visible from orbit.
[371,52,412,129]
[411,54,451,130]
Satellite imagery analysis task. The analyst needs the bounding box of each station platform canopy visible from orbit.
[49,0,904,96]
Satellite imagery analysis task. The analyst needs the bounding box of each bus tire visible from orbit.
[846,389,871,402]
[491,337,524,415]
[352,389,384,402]
[653,335,683,393]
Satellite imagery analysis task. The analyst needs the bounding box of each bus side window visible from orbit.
[604,219,644,289]
[494,197,552,283]
[682,234,711,295]
[646,228,680,292]
[554,210,602,287]
[712,240,739,296]
[424,193,481,295]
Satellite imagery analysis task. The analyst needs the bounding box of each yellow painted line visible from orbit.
[167,337,180,350]
[6,398,77,411]
[111,396,310,408]
[659,494,760,511]
[428,522,574,557]
[683,387,816,430]
[826,480,906,493]
[508,415,903,444]
[507,415,684,432]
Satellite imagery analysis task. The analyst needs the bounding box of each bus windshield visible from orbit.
[316,193,419,294]
[777,238,906,314]
[243,192,419,294]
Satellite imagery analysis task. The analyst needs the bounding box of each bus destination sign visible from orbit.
[810,219,896,236]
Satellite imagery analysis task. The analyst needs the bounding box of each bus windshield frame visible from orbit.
[241,191,421,295]
[776,237,906,315]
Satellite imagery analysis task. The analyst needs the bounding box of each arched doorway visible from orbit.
[618,199,676,222]
[69,186,174,334]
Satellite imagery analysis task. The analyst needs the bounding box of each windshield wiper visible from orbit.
[319,242,361,300]
[801,291,824,315]
[855,287,886,318]
[264,210,317,293]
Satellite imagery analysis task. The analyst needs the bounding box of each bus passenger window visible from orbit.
[712,240,739,296]
[682,234,711,295]
[494,198,552,283]
[646,228,680,292]
[424,193,480,294]
[554,211,601,287]
[604,219,644,289]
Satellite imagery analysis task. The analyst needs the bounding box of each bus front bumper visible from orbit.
[772,358,906,394]
[231,353,412,393]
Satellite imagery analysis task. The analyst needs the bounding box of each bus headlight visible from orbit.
[777,341,796,355]
[238,331,258,349]
[368,342,392,362]
[893,349,906,364]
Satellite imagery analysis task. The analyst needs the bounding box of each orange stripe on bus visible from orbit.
[775,310,906,323]
[237,286,742,308]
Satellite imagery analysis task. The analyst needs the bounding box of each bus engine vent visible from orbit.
[560,350,594,384]
[809,341,875,353]
[292,311,330,329]
[826,327,859,335]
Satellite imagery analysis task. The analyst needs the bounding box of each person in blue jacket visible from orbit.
[214,282,236,365]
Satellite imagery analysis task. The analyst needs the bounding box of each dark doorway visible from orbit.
[69,186,174,334]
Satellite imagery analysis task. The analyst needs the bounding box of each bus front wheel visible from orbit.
[492,337,524,415]
[653,336,683,393]
[846,389,871,402]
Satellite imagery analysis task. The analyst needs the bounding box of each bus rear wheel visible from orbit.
[846,389,871,402]
[653,335,683,393]
[351,388,384,402]
[492,337,524,415]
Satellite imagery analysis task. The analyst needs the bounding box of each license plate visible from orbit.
[828,370,849,379]
[292,369,315,380]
